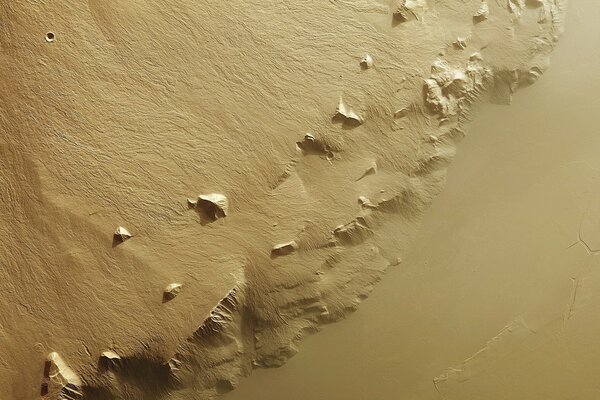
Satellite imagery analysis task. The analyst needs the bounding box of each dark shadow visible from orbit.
[331,113,346,125]
[472,14,486,24]
[342,118,362,130]
[40,359,50,396]
[215,379,235,394]
[43,360,51,378]
[392,13,408,28]
[97,353,171,399]
[111,236,122,248]
[270,249,294,260]
[195,208,217,225]
[81,385,116,400]
[162,292,174,304]
[525,0,543,9]
[355,168,376,182]
[191,199,225,225]
[331,114,362,130]
[296,140,334,161]
[296,140,323,156]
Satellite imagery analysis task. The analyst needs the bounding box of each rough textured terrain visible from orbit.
[0,1,567,398]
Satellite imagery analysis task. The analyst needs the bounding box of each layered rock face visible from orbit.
[0,0,566,398]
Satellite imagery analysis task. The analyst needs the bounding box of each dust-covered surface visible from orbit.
[0,1,567,399]
[226,2,600,399]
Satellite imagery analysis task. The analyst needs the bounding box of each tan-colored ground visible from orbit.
[0,1,567,399]
[226,2,600,398]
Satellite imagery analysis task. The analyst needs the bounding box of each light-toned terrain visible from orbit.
[226,2,600,398]
[0,1,567,399]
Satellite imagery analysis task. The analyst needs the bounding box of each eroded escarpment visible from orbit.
[0,0,566,399]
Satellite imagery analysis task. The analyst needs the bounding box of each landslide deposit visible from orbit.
[0,1,567,399]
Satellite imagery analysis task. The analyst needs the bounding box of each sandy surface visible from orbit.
[227,1,600,398]
[0,1,568,399]
[226,1,600,398]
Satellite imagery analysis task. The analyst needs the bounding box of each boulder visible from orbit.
[164,283,183,301]
[114,226,132,242]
